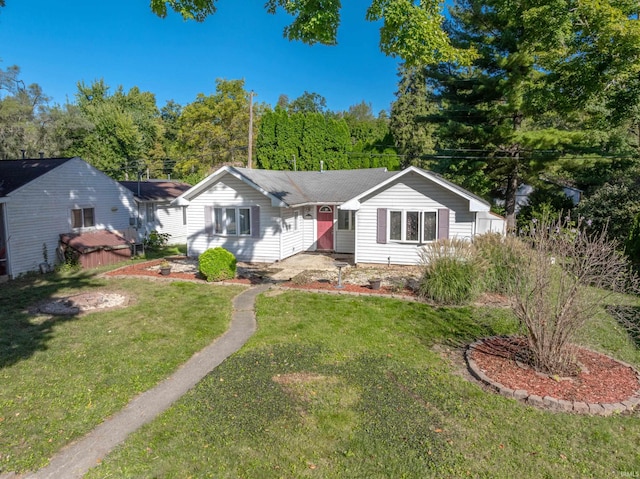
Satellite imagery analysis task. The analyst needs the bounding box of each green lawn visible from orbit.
[0,269,243,473]
[83,290,640,479]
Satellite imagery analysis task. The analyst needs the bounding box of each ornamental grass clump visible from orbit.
[198,247,237,282]
[473,233,527,295]
[418,238,479,305]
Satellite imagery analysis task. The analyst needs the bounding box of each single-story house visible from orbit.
[0,157,137,278]
[119,180,191,245]
[174,165,503,265]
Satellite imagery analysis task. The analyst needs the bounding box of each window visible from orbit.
[71,207,95,228]
[293,210,299,231]
[423,212,437,241]
[239,208,251,235]
[214,207,251,236]
[389,210,438,243]
[338,210,355,231]
[146,203,155,223]
[390,211,402,241]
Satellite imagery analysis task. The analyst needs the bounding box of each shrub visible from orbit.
[417,239,479,305]
[473,233,527,295]
[144,231,171,251]
[509,214,637,375]
[198,247,237,282]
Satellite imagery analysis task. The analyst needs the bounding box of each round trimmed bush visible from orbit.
[198,247,237,282]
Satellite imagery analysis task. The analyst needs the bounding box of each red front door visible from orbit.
[317,205,334,250]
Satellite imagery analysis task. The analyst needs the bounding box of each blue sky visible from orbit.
[0,1,401,114]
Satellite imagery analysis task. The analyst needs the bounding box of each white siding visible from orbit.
[280,208,305,259]
[302,207,316,251]
[139,202,187,244]
[6,158,136,277]
[355,172,476,265]
[186,175,282,262]
[476,211,505,235]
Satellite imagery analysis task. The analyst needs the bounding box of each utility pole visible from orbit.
[248,91,254,169]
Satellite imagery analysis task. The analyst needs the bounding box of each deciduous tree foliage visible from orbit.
[69,80,165,179]
[0,65,60,159]
[174,78,259,178]
[149,0,474,66]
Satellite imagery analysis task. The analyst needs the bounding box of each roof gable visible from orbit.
[0,158,74,197]
[340,166,490,212]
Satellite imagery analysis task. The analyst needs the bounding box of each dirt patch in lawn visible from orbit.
[31,291,131,316]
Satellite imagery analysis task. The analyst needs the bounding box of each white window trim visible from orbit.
[71,206,96,230]
[213,206,252,237]
[388,209,438,244]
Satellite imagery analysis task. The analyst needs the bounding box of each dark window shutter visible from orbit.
[437,208,450,239]
[251,206,260,238]
[204,206,213,236]
[377,208,387,244]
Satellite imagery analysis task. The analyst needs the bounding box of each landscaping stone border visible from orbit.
[466,337,640,415]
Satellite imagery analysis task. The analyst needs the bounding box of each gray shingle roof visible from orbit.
[0,158,73,197]
[234,168,395,206]
[120,180,191,201]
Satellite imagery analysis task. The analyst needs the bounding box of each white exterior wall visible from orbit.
[355,173,477,265]
[144,203,187,244]
[5,158,136,277]
[476,211,506,235]
[302,207,316,251]
[280,208,305,259]
[186,175,283,263]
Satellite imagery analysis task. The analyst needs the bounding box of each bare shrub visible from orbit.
[509,215,637,375]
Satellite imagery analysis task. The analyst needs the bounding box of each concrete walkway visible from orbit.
[17,284,270,479]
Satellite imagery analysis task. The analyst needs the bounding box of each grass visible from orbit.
[83,290,640,479]
[0,268,243,473]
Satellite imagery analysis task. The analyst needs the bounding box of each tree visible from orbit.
[149,0,475,66]
[0,65,53,159]
[288,91,327,114]
[255,109,351,171]
[390,64,436,167]
[69,80,164,179]
[175,78,258,177]
[424,0,596,229]
[343,102,400,169]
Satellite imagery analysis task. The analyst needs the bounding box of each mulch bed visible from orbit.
[471,336,640,404]
[280,280,417,297]
[104,259,253,284]
[104,260,418,293]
